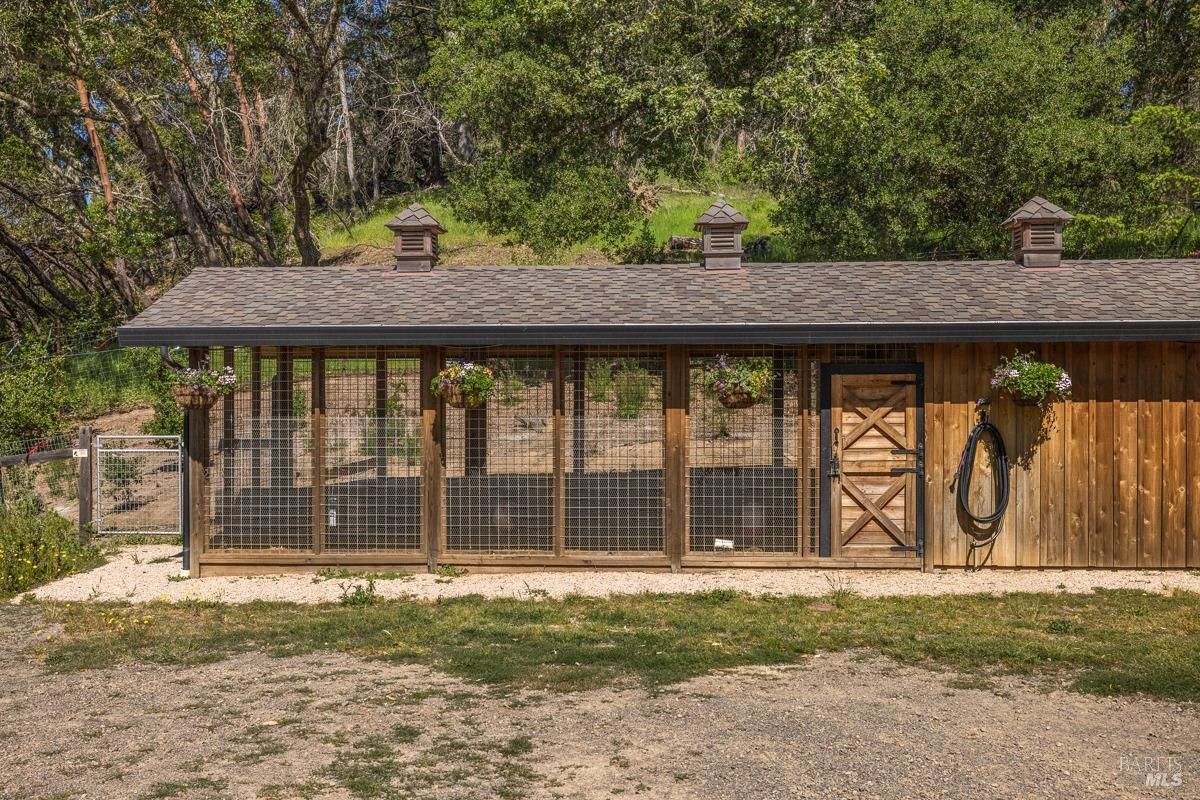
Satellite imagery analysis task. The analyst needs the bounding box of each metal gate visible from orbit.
[94,435,183,536]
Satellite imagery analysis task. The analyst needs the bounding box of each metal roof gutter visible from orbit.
[117,320,1200,348]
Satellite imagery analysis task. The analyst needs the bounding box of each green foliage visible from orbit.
[142,365,184,436]
[702,355,775,404]
[585,360,614,402]
[172,360,237,395]
[292,387,308,419]
[338,578,379,607]
[449,160,639,257]
[612,360,651,419]
[0,465,44,516]
[991,351,1072,404]
[101,453,144,506]
[430,362,496,406]
[0,510,102,599]
[0,341,65,446]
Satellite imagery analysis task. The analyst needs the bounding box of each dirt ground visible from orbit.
[1,604,1197,800]
[25,544,1200,604]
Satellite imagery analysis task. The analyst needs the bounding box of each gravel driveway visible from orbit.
[22,544,1200,604]
[3,605,1196,800]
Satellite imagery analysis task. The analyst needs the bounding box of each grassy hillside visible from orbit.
[316,186,781,265]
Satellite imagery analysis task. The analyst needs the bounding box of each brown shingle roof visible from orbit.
[1002,197,1075,226]
[119,259,1200,346]
[383,202,445,232]
[693,199,748,228]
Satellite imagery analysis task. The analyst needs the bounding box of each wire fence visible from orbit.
[94,435,182,536]
[565,348,665,553]
[189,343,927,561]
[687,348,801,555]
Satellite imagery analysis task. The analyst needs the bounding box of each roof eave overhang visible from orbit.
[117,321,1200,348]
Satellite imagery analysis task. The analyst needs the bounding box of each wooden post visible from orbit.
[572,348,586,474]
[375,347,388,477]
[311,350,326,555]
[186,348,209,577]
[553,348,566,556]
[420,347,444,570]
[77,426,93,542]
[772,348,786,468]
[664,345,688,571]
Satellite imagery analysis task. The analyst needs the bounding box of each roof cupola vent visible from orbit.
[693,198,748,270]
[1002,197,1073,268]
[385,202,446,272]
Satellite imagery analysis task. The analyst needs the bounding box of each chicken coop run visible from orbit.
[119,199,1200,576]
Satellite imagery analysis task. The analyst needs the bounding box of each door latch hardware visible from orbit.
[827,427,840,478]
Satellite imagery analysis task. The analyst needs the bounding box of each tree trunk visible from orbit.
[337,61,359,210]
[74,78,138,310]
[95,76,224,269]
[226,38,258,157]
[154,13,278,265]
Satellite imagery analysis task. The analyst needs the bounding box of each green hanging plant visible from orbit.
[990,351,1072,406]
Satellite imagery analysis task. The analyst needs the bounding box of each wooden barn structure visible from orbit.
[118,199,1200,576]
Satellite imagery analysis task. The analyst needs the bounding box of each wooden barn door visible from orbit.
[822,369,922,560]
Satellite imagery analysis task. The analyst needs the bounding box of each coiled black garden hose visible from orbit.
[955,406,1010,568]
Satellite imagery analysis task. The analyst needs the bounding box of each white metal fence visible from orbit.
[94,435,182,536]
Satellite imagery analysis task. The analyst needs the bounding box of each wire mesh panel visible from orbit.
[444,352,554,552]
[95,435,181,535]
[208,348,313,551]
[0,436,82,521]
[687,348,800,554]
[832,344,917,364]
[323,350,422,552]
[564,348,665,553]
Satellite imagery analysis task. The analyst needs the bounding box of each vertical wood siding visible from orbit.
[924,342,1200,568]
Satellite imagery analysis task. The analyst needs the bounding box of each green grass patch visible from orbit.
[315,568,414,582]
[644,187,780,249]
[32,589,1200,701]
[315,191,510,259]
[316,185,785,263]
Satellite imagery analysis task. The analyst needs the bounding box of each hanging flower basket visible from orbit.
[702,354,774,410]
[990,351,1071,407]
[173,385,219,409]
[716,387,758,409]
[171,361,237,409]
[443,385,487,409]
[431,361,495,409]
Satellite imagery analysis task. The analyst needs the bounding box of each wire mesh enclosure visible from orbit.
[443,351,555,552]
[187,344,837,568]
[323,350,423,553]
[564,348,665,553]
[687,349,801,555]
[208,348,314,551]
[95,435,181,535]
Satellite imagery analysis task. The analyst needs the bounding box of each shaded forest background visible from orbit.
[0,0,1197,445]
[2,0,1198,333]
